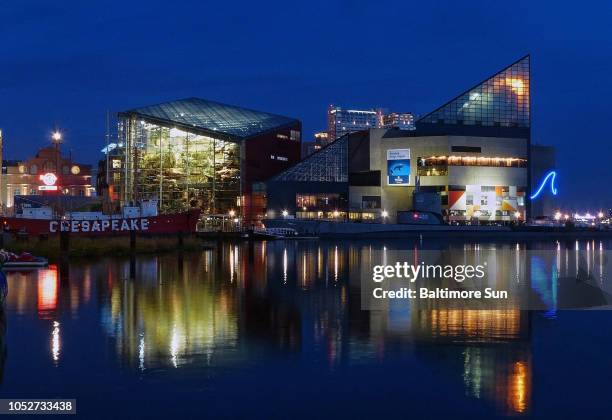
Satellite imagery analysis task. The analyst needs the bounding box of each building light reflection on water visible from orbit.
[5,240,612,415]
[51,321,61,365]
[98,254,240,371]
[333,246,338,283]
[511,361,530,413]
[138,334,145,371]
[283,248,288,284]
[170,326,181,368]
[37,266,58,318]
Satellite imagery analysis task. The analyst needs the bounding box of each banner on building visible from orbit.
[387,149,410,186]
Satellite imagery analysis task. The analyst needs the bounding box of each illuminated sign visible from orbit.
[38,172,58,191]
[387,149,410,186]
[49,218,150,233]
[40,172,57,186]
[530,171,558,200]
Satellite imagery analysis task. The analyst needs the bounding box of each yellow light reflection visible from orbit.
[509,361,529,413]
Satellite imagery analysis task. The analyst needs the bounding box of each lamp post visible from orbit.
[52,130,62,188]
[51,130,63,219]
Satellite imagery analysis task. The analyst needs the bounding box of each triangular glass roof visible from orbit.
[417,55,530,128]
[271,135,348,182]
[122,97,299,140]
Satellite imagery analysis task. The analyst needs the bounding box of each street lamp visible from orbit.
[228,209,235,217]
[51,130,62,204]
[282,210,288,218]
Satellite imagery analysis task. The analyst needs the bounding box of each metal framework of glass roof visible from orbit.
[119,97,299,140]
[417,55,530,128]
[271,134,348,182]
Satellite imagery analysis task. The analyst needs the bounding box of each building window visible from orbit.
[418,155,526,171]
[362,196,381,209]
[290,130,300,141]
[112,159,121,169]
[417,165,448,177]
[30,164,38,174]
[296,193,345,212]
[451,146,482,153]
[43,162,55,172]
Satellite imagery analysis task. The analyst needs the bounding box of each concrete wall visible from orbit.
[348,129,529,222]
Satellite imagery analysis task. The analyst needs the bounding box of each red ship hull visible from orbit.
[0,210,200,236]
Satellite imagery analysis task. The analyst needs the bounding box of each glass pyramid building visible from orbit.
[271,134,348,183]
[417,55,530,128]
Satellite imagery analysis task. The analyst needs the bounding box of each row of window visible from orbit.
[296,193,346,211]
[418,156,527,169]
[17,164,82,175]
[465,195,525,206]
[6,187,88,196]
[276,131,301,141]
[449,210,521,217]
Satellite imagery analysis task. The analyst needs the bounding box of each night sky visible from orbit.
[2,0,611,209]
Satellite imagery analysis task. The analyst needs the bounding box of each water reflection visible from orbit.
[100,255,240,370]
[3,239,612,415]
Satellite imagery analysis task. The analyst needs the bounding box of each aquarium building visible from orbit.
[109,98,301,220]
[267,56,535,223]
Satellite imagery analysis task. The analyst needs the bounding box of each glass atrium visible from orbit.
[112,98,298,214]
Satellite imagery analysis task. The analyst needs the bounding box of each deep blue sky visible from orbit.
[1,0,611,208]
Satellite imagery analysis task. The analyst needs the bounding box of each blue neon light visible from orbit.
[530,170,558,200]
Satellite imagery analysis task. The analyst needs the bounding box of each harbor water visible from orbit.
[1,238,612,418]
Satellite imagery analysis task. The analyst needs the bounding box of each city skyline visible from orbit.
[1,1,611,208]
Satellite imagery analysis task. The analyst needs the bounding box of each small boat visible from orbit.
[262,227,302,238]
[0,251,48,269]
[3,258,49,269]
